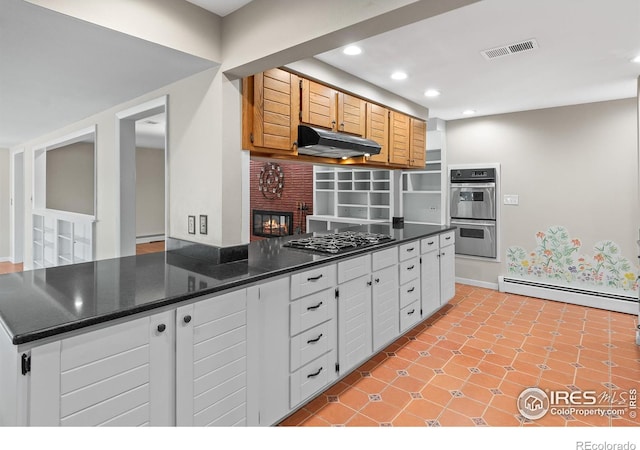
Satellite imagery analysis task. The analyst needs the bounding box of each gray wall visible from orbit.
[0,149,9,258]
[447,98,639,286]
[136,147,165,238]
[45,142,94,215]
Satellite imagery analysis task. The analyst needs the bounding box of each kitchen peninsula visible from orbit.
[0,223,455,427]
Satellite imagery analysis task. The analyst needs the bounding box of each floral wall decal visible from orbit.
[506,226,638,293]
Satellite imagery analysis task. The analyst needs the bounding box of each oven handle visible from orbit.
[450,182,496,189]
[451,220,496,227]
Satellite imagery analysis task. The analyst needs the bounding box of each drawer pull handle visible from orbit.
[406,247,415,252]
[307,367,323,378]
[407,287,415,293]
[183,315,192,324]
[445,236,451,240]
[157,324,166,333]
[307,301,323,311]
[428,241,434,245]
[407,309,415,315]
[307,274,323,282]
[307,333,323,344]
[407,265,415,270]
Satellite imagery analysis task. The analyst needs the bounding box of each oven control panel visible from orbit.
[451,168,496,182]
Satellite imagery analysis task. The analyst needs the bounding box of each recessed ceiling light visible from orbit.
[391,71,407,80]
[424,89,441,97]
[343,45,362,56]
[632,55,640,63]
[462,109,476,115]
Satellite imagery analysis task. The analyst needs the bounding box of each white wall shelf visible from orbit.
[32,209,95,268]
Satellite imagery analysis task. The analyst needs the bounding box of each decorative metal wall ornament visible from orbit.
[258,162,285,199]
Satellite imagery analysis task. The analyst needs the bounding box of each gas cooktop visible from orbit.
[283,231,394,254]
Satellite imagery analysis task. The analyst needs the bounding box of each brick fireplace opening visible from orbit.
[252,210,294,238]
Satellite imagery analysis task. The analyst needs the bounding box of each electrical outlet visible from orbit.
[503,194,519,205]
[188,216,195,234]
[199,215,208,234]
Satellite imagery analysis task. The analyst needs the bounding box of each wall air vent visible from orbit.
[481,39,539,60]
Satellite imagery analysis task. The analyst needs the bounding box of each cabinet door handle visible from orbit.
[307,333,323,344]
[157,324,166,333]
[441,253,445,256]
[407,265,415,270]
[407,287,415,293]
[375,278,380,284]
[307,274,323,282]
[307,367,323,378]
[367,281,372,286]
[407,309,415,315]
[183,315,192,324]
[307,301,323,311]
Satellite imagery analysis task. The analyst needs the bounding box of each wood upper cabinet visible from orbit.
[409,117,427,167]
[301,79,337,130]
[248,68,299,153]
[365,103,389,164]
[389,111,411,165]
[337,92,366,136]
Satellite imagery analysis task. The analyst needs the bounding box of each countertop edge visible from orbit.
[9,226,455,346]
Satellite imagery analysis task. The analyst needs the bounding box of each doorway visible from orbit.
[117,96,168,257]
[11,150,24,264]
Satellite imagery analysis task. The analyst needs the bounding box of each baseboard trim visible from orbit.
[0,256,11,263]
[455,277,499,291]
[136,235,165,244]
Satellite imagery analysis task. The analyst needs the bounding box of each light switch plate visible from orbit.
[188,216,195,234]
[199,215,208,234]
[504,194,519,205]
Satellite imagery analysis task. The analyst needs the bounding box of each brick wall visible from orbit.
[250,160,314,241]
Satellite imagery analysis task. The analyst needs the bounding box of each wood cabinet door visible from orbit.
[337,92,366,136]
[366,103,389,164]
[301,79,337,130]
[176,289,248,426]
[389,111,411,165]
[253,68,299,152]
[371,265,399,351]
[409,118,427,167]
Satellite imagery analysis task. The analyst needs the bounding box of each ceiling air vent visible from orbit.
[481,39,539,60]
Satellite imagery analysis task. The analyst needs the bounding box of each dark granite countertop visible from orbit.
[0,223,453,345]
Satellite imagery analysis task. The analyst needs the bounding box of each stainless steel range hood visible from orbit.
[297,125,381,158]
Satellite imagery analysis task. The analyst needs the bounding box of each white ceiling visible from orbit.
[185,0,252,17]
[0,0,216,148]
[195,0,640,121]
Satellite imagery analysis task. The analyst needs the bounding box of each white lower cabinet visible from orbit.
[176,289,248,427]
[371,263,399,351]
[439,238,456,304]
[27,311,173,426]
[420,231,456,318]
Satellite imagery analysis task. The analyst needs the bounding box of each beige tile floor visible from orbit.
[280,284,639,427]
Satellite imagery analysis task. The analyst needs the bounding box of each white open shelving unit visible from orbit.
[309,167,393,232]
[308,119,448,231]
[32,210,95,268]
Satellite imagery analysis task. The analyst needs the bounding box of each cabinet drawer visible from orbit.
[400,278,420,309]
[399,241,419,261]
[372,247,397,271]
[337,254,371,284]
[400,300,420,332]
[291,264,337,300]
[290,288,334,336]
[420,236,438,254]
[290,321,333,372]
[439,231,455,247]
[290,350,335,409]
[399,257,419,285]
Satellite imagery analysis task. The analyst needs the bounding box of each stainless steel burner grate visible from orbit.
[283,231,394,254]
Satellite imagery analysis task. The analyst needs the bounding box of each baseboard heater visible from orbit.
[498,276,638,315]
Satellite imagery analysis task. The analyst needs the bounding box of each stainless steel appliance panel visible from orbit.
[450,183,496,220]
[450,219,496,258]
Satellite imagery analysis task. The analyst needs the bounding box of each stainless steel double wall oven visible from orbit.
[450,168,497,258]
